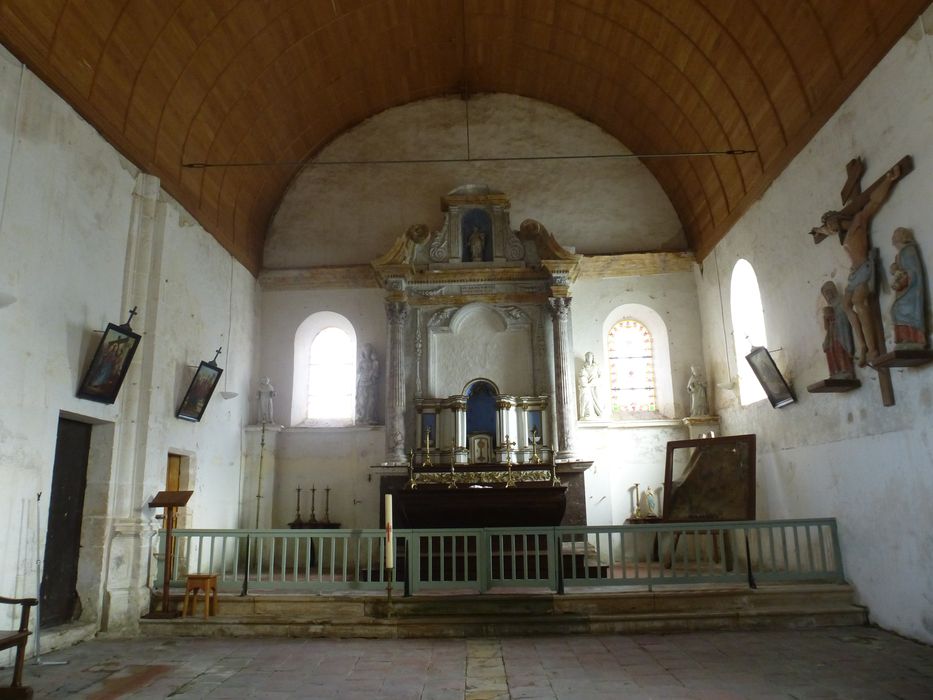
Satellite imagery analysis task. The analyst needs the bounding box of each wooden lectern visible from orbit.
[145,490,193,619]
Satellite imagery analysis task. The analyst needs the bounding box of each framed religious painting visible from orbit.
[176,361,223,422]
[745,346,796,408]
[77,323,142,404]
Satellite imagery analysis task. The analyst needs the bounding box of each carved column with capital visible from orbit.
[384,299,410,464]
[548,296,577,460]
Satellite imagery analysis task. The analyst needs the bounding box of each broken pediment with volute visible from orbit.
[371,185,581,288]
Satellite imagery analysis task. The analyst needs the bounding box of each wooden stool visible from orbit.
[182,574,218,618]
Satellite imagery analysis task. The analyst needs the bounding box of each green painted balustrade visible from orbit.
[153,519,844,595]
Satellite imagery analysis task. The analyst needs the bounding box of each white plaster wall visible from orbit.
[266,94,685,267]
[0,47,259,643]
[576,422,689,527]
[273,428,384,530]
[695,19,933,643]
[572,271,704,419]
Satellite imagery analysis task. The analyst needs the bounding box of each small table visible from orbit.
[183,573,218,618]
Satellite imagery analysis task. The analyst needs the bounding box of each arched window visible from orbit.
[293,312,357,426]
[730,259,768,406]
[307,327,355,422]
[607,319,658,414]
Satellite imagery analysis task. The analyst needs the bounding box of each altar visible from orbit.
[376,461,592,528]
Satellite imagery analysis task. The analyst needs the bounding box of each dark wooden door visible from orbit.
[40,418,92,628]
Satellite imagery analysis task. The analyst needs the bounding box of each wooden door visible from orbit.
[40,418,91,628]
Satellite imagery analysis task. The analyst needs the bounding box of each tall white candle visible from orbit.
[384,493,394,569]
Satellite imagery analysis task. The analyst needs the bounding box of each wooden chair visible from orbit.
[182,574,218,619]
[0,596,37,699]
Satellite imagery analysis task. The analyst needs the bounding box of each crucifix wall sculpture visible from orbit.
[808,155,913,406]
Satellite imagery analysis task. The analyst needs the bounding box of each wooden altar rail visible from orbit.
[153,519,845,597]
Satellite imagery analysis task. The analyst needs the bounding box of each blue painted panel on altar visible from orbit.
[526,411,543,443]
[465,380,497,442]
[421,413,436,442]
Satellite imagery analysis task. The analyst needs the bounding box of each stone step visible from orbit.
[142,583,867,638]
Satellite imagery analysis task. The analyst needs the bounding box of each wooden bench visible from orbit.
[0,596,37,699]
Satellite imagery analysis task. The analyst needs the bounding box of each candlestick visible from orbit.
[423,426,433,467]
[406,449,417,490]
[309,484,317,523]
[294,485,302,520]
[448,438,457,489]
[324,486,331,522]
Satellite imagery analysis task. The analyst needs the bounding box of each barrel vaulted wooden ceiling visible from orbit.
[1,0,928,275]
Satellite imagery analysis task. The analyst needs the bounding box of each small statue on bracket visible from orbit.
[257,377,276,424]
[687,365,709,417]
[820,281,856,380]
[889,227,927,350]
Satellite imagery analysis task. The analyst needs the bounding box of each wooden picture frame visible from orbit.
[662,434,757,522]
[745,346,796,408]
[176,361,223,422]
[77,323,141,404]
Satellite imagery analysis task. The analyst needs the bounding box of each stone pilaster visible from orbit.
[385,299,409,464]
[548,296,577,460]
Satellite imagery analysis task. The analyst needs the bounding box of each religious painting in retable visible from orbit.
[461,208,492,262]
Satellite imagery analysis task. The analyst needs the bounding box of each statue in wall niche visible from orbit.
[467,226,486,262]
[577,352,602,420]
[820,281,856,379]
[257,377,276,424]
[889,227,927,350]
[687,365,709,417]
[355,343,380,424]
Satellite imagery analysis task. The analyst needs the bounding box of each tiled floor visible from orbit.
[4,627,932,699]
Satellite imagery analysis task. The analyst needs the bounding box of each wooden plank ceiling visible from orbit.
[0,0,928,275]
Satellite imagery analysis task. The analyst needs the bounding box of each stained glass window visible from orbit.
[307,326,355,422]
[607,318,657,413]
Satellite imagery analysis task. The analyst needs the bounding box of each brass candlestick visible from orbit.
[504,435,516,488]
[309,484,317,523]
[406,449,417,490]
[447,438,457,489]
[422,426,433,467]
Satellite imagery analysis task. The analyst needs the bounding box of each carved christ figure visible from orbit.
[811,164,900,365]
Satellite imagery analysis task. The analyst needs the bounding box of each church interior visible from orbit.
[1,1,933,692]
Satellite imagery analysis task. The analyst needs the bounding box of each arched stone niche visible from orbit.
[428,302,533,398]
